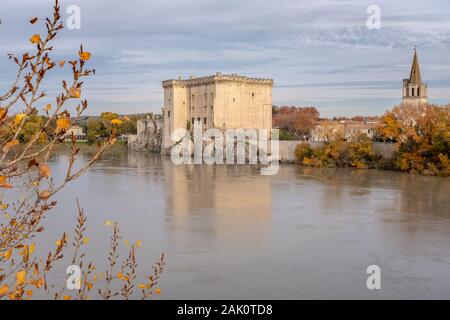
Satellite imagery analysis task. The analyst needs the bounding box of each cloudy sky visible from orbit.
[1,0,450,117]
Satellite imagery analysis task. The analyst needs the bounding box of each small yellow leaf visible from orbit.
[39,164,51,179]
[155,288,161,295]
[39,190,52,200]
[138,284,145,289]
[63,295,71,300]
[14,113,26,125]
[30,34,41,44]
[111,119,123,125]
[105,220,112,227]
[0,284,8,296]
[16,270,27,285]
[79,52,91,61]
[29,243,36,254]
[69,87,81,99]
[3,249,12,260]
[45,104,52,112]
[55,118,71,133]
[83,237,89,244]
[0,176,13,189]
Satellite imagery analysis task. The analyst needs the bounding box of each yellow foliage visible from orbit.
[0,284,9,296]
[69,87,81,98]
[39,164,51,179]
[15,113,26,125]
[16,271,27,285]
[55,118,71,133]
[29,34,41,44]
[0,175,13,189]
[3,248,12,260]
[79,52,91,61]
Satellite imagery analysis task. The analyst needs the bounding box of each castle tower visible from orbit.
[402,48,428,105]
[162,74,273,150]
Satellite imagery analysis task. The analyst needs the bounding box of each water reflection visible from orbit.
[36,147,450,299]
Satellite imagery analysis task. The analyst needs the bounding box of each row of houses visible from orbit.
[310,120,380,142]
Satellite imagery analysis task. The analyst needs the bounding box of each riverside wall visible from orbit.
[277,140,398,163]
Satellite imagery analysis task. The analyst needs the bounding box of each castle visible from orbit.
[402,48,428,105]
[162,73,273,149]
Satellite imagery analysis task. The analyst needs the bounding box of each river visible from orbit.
[35,146,450,299]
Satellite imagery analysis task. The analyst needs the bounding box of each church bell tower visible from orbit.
[402,48,428,105]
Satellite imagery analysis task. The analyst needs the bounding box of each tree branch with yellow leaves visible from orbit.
[0,0,164,300]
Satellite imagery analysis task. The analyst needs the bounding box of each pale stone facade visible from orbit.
[402,49,428,106]
[162,73,273,149]
[64,125,86,140]
[128,115,164,152]
[310,121,377,142]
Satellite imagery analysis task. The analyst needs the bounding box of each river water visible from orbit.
[35,146,450,299]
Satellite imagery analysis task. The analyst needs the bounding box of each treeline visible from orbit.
[295,103,449,176]
[0,111,139,144]
[85,112,138,144]
[272,106,320,140]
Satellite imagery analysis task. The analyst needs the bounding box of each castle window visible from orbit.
[417,87,420,96]
[191,118,194,124]
[412,88,415,96]
[167,111,170,118]
[203,117,207,125]
[252,93,255,97]
[233,98,235,102]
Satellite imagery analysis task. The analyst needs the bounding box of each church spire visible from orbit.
[409,47,422,84]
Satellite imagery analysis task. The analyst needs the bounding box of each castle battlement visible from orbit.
[162,73,273,88]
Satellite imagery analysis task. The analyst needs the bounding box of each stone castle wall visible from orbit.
[162,74,273,149]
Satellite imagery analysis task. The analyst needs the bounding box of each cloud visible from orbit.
[0,0,449,117]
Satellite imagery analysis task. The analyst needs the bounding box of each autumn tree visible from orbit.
[272,106,319,140]
[0,1,164,300]
[377,103,449,175]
